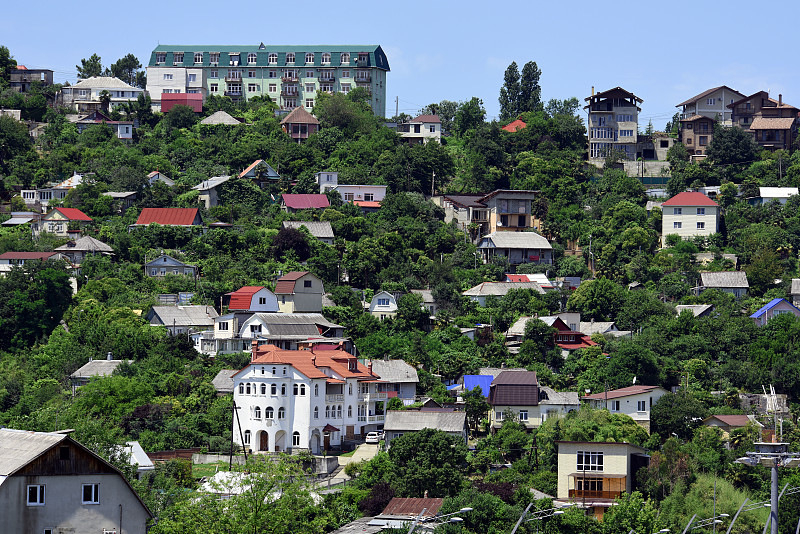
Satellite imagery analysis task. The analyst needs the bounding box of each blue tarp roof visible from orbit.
[462,375,493,397]
[750,298,799,318]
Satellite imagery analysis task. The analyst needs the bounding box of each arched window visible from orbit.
[300,384,306,396]
[272,367,276,375]
[292,431,300,446]
[347,405,352,417]
[337,405,342,418]
[314,384,319,396]
[293,384,299,396]
[281,384,286,396]
[265,407,274,419]
[321,53,330,64]
[341,52,350,64]
[261,367,264,374]
[271,384,277,395]
[254,407,261,419]
[348,384,352,395]
[282,367,286,375]
[268,53,277,65]
[244,430,251,445]
[278,407,285,419]
[314,406,319,419]
[325,406,330,418]
[305,53,314,64]
[286,52,295,63]
[260,384,266,395]
[247,53,257,65]
[239,384,244,394]
[246,383,251,395]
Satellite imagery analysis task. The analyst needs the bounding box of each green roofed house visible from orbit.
[145,44,390,117]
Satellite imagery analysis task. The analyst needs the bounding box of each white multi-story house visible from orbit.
[398,114,441,144]
[232,343,387,453]
[676,86,745,125]
[585,86,642,164]
[315,171,387,207]
[661,192,720,240]
[60,76,144,112]
[369,291,398,320]
[581,385,669,433]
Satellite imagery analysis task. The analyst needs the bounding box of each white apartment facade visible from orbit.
[661,191,720,240]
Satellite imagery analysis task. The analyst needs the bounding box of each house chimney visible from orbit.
[251,340,258,361]
[779,94,783,106]
[368,361,373,375]
[591,86,595,96]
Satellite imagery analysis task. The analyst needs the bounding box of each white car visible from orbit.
[365,432,381,444]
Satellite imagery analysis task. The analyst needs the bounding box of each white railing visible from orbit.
[326,394,344,402]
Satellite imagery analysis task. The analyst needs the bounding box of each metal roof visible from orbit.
[478,231,552,250]
[73,76,141,90]
[367,359,418,384]
[70,359,132,379]
[149,305,219,327]
[675,304,714,317]
[54,236,113,253]
[135,208,201,226]
[463,281,545,297]
[250,312,341,329]
[662,192,718,207]
[211,369,237,393]
[192,176,231,191]
[281,194,330,210]
[700,271,749,288]
[759,187,798,198]
[750,298,800,319]
[0,251,60,261]
[0,429,67,476]
[200,111,242,125]
[280,106,320,125]
[381,497,443,518]
[582,385,664,401]
[383,410,466,433]
[282,221,334,239]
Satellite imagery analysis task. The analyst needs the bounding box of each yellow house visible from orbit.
[274,271,324,313]
[555,441,649,520]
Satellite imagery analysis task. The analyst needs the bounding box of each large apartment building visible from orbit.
[145,44,390,117]
[584,87,642,164]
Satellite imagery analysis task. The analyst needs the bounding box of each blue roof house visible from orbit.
[750,298,800,327]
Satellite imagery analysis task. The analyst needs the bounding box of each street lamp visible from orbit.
[629,529,670,534]
[735,442,800,534]
[682,514,729,534]
[407,507,473,534]
[724,498,772,534]
[510,503,573,534]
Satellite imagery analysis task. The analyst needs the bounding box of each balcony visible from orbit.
[281,89,299,97]
[367,415,385,422]
[357,58,368,68]
[281,76,298,83]
[318,76,336,83]
[326,394,344,402]
[225,90,242,97]
[225,75,242,82]
[568,490,624,500]
[355,73,371,83]
[361,392,388,402]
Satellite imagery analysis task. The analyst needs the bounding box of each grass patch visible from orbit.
[338,449,356,457]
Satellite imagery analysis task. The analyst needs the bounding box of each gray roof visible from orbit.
[192,175,231,191]
[124,441,154,471]
[675,304,714,317]
[791,279,800,296]
[250,312,341,329]
[539,386,579,406]
[0,429,68,476]
[700,271,749,288]
[281,221,334,239]
[463,281,545,297]
[759,187,798,199]
[200,111,241,125]
[367,359,419,383]
[478,367,528,376]
[410,289,434,303]
[54,236,114,253]
[149,305,219,327]
[102,191,136,199]
[262,323,323,338]
[383,410,466,433]
[328,517,384,534]
[694,252,738,265]
[579,322,617,335]
[70,359,132,379]
[478,231,552,250]
[211,369,238,393]
[73,76,141,90]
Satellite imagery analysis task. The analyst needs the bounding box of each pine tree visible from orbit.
[519,61,542,113]
[498,61,520,120]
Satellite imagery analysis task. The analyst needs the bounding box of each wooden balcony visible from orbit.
[281,76,298,83]
[568,490,624,500]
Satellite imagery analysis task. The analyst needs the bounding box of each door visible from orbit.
[259,431,269,452]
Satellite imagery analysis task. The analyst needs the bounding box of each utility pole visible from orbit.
[396,96,399,120]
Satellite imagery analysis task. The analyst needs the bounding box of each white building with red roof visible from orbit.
[582,385,669,433]
[275,271,324,313]
[224,286,279,312]
[661,191,719,240]
[398,114,441,144]
[31,208,92,238]
[232,342,387,453]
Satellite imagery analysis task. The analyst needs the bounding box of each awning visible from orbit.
[322,424,340,432]
[568,473,627,478]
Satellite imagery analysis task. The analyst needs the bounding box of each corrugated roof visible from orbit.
[478,231,552,250]
[211,369,237,393]
[463,281,545,297]
[751,298,799,318]
[0,251,60,261]
[282,194,330,210]
[410,289,434,303]
[675,304,714,317]
[579,321,617,335]
[539,386,579,406]
[0,429,67,476]
[240,159,279,179]
[381,497,443,518]
[367,359,418,383]
[759,187,798,198]
[492,370,538,385]
[704,414,759,427]
[192,175,231,191]
[280,106,320,125]
[700,271,749,288]
[582,385,662,401]
[149,305,219,327]
[200,111,242,125]
[251,312,341,329]
[73,76,141,90]
[441,194,486,209]
[49,207,92,221]
[226,286,266,310]
[750,117,796,130]
[282,221,334,239]
[662,192,718,207]
[353,200,382,208]
[136,208,200,226]
[383,410,466,433]
[489,371,539,406]
[54,236,113,253]
[70,359,132,379]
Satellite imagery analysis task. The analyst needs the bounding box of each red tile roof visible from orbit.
[502,119,527,132]
[706,415,752,427]
[226,286,265,310]
[275,271,308,294]
[505,274,528,282]
[662,192,719,207]
[242,344,377,381]
[0,251,60,261]
[411,114,441,123]
[50,207,92,221]
[135,208,200,226]
[282,194,330,210]
[582,385,661,401]
[353,200,381,208]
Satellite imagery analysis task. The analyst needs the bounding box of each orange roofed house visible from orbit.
[233,342,389,453]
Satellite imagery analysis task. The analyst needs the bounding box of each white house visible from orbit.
[661,192,720,240]
[477,232,553,266]
[398,114,441,144]
[315,171,387,207]
[369,291,399,320]
[581,385,669,433]
[224,286,279,312]
[21,173,88,213]
[487,371,579,431]
[751,187,798,205]
[232,343,385,454]
[60,76,144,112]
[365,359,419,404]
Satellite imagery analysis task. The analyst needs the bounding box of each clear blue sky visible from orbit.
[5,0,800,128]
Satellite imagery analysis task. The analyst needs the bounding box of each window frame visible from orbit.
[27,484,45,506]
[247,53,257,65]
[576,451,604,472]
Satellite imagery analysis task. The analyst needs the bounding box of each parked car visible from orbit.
[365,432,381,444]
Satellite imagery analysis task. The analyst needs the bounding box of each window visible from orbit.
[247,53,257,65]
[156,52,166,64]
[348,384,353,395]
[519,410,528,421]
[305,83,315,92]
[619,129,634,137]
[271,383,277,395]
[218,321,229,330]
[326,406,330,418]
[151,268,157,275]
[314,384,319,396]
[265,407,274,419]
[278,407,285,419]
[686,137,693,144]
[697,222,705,230]
[268,83,277,92]
[616,114,633,122]
[272,367,277,375]
[321,84,333,92]
[210,69,218,79]
[229,54,240,65]
[707,98,715,105]
[364,193,374,202]
[281,384,286,395]
[306,70,314,78]
[577,478,603,493]
[303,280,312,288]
[254,407,261,419]
[244,430,251,445]
[194,52,203,64]
[341,70,350,78]
[283,98,297,108]
[292,431,300,446]
[163,73,173,81]
[673,222,682,229]
[321,53,331,65]
[341,53,350,64]
[495,411,503,421]
[337,405,342,418]
[268,53,278,64]
[637,400,647,411]
[239,384,244,394]
[286,52,295,63]
[60,446,70,460]
[209,52,219,65]
[268,70,277,78]
[697,208,705,215]
[246,383,251,395]
[305,53,314,64]
[377,298,389,306]
[173,53,184,65]
[610,400,620,411]
[341,83,351,94]
[246,70,255,78]
[577,451,603,471]
[188,74,196,82]
[300,384,306,395]
[248,84,258,92]
[305,98,314,108]
[699,136,708,146]
[673,208,682,215]
[28,485,45,506]
[210,83,218,93]
[429,125,436,133]
[293,384,299,396]
[348,405,352,417]
[260,384,266,395]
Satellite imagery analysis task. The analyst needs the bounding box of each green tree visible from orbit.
[163,105,198,130]
[706,122,760,166]
[519,60,542,113]
[77,53,103,79]
[602,492,663,534]
[498,62,521,120]
[0,115,33,174]
[566,277,627,321]
[0,45,17,84]
[110,53,145,87]
[388,428,468,497]
[463,386,490,431]
[650,392,709,441]
[453,97,486,137]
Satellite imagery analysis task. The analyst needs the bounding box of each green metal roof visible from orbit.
[148,44,389,70]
